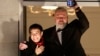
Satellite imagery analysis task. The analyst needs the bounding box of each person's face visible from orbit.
[54,11,68,29]
[30,29,43,43]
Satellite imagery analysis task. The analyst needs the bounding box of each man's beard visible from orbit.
[56,23,66,30]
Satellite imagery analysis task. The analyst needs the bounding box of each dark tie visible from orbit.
[57,28,62,44]
[57,29,62,32]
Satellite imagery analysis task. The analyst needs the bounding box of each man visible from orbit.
[43,2,89,56]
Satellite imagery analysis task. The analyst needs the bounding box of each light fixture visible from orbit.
[67,7,75,16]
[43,9,54,16]
[41,6,58,16]
[67,6,83,16]
[41,6,58,10]
[28,6,82,16]
[28,6,40,14]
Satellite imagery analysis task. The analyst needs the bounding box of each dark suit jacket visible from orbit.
[20,38,44,56]
[43,10,89,56]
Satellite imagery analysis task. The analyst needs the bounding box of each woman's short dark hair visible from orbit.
[29,23,43,33]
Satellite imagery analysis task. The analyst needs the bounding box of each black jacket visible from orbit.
[20,38,44,56]
[43,10,89,56]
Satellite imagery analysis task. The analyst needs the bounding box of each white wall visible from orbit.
[0,0,21,56]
